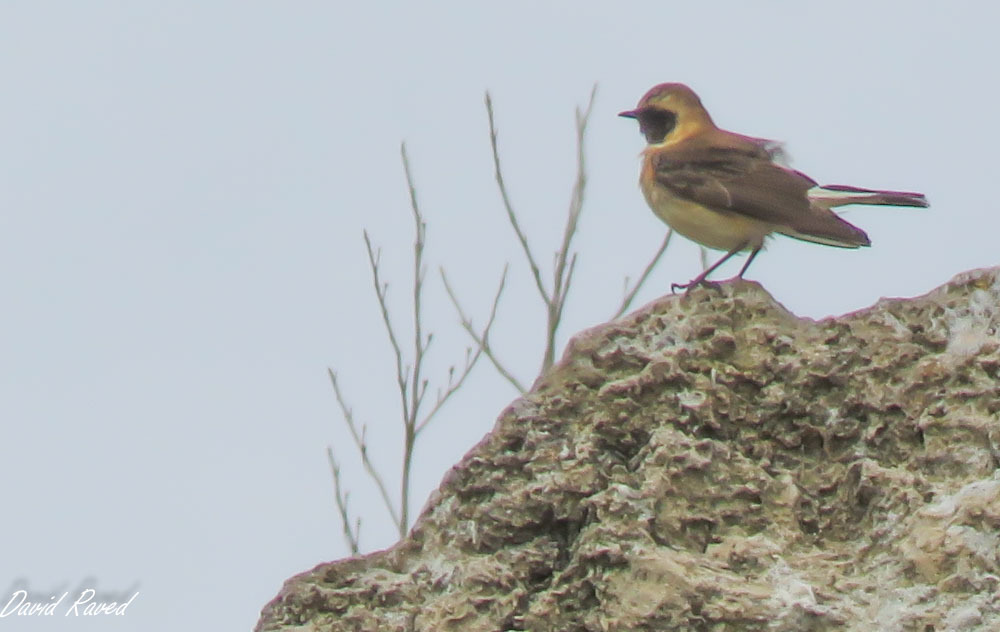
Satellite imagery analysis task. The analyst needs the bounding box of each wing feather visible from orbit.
[651,143,869,248]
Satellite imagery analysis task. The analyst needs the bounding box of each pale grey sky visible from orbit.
[1,2,997,631]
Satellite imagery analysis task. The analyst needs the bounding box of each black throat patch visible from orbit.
[637,108,677,144]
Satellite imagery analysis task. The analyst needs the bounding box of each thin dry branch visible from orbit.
[401,143,430,423]
[441,265,526,394]
[417,266,509,432]
[614,229,673,318]
[539,85,597,374]
[551,85,596,305]
[397,143,433,533]
[327,447,360,555]
[330,86,633,551]
[327,369,401,528]
[337,143,504,542]
[551,252,578,335]
[364,232,411,424]
[484,86,598,377]
[485,93,549,304]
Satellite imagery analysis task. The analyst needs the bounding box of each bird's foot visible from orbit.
[671,278,722,295]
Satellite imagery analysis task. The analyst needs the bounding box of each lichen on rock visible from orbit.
[257,267,1000,632]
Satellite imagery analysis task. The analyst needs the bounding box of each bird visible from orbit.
[619,83,928,293]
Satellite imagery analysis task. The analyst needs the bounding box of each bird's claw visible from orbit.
[671,279,722,295]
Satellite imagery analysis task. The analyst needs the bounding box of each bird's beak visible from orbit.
[618,109,639,119]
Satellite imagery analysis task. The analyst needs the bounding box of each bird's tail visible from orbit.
[810,184,929,209]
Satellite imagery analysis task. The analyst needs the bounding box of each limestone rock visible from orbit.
[257,268,1000,631]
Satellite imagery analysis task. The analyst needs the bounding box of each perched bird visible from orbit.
[619,83,928,292]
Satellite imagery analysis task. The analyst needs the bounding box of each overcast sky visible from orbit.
[2,2,998,631]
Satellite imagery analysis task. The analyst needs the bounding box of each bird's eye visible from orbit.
[638,109,676,144]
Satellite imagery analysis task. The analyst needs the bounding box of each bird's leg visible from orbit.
[671,242,748,294]
[735,246,761,279]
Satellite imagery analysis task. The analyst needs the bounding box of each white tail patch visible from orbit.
[808,185,928,209]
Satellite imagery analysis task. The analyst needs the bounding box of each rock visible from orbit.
[256,268,1000,632]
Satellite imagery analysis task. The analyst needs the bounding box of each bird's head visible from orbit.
[619,83,714,145]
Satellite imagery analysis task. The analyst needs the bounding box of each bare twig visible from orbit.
[539,85,597,374]
[329,86,660,552]
[551,252,578,337]
[614,229,673,318]
[485,93,549,304]
[402,145,430,416]
[327,447,360,555]
[551,86,595,303]
[398,142,430,533]
[417,267,509,431]
[440,264,526,394]
[364,232,411,425]
[333,141,503,544]
[486,85,598,377]
[328,369,401,528]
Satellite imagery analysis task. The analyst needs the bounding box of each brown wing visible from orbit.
[651,143,869,248]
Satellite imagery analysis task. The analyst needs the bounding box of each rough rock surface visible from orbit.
[257,268,1000,632]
